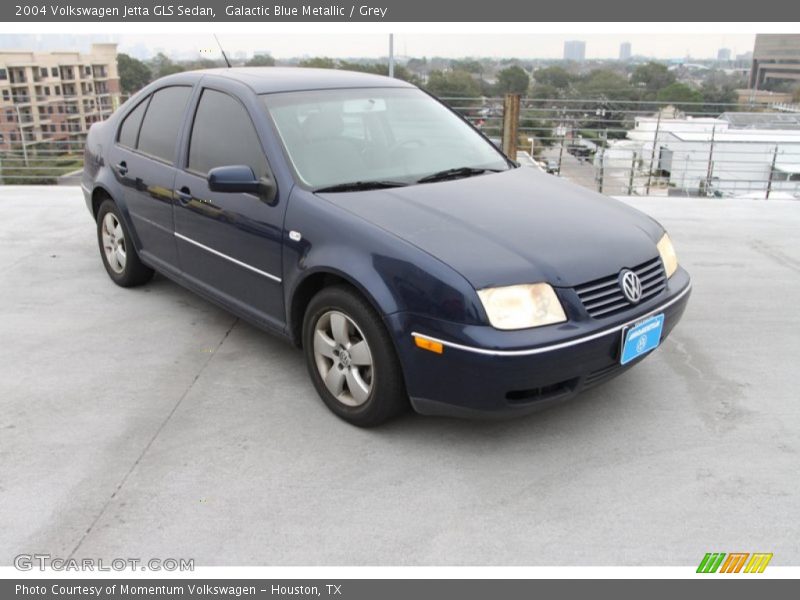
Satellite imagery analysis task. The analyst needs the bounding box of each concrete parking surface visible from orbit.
[1,187,798,566]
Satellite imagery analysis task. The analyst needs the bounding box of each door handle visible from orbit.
[175,187,193,204]
[115,161,128,176]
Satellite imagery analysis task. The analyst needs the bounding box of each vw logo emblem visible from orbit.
[620,269,643,304]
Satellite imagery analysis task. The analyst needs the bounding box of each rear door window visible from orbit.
[117,96,150,149]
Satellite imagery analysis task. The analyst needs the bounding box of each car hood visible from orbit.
[317,167,663,289]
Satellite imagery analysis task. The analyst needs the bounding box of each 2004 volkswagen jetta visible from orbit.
[82,68,691,426]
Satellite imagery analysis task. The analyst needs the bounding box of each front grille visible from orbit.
[574,257,666,319]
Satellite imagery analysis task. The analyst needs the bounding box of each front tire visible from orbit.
[302,285,408,427]
[96,199,154,287]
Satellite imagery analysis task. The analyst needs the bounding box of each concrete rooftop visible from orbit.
[0,187,798,566]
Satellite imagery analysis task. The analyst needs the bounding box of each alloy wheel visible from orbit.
[101,212,127,274]
[312,310,374,407]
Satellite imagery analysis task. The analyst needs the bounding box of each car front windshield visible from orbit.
[261,87,510,190]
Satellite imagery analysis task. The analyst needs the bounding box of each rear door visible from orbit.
[108,85,192,270]
[172,86,285,331]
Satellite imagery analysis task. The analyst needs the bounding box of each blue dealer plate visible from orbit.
[620,314,664,365]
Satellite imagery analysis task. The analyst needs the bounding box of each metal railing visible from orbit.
[2,95,800,198]
[441,96,800,200]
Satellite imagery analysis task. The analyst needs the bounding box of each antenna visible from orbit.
[214,34,232,68]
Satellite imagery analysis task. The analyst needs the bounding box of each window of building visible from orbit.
[136,86,191,162]
[85,66,92,76]
[48,106,53,114]
[188,88,268,178]
[2,90,8,101]
[51,67,58,77]
[54,86,60,95]
[40,68,48,78]
[0,69,7,80]
[44,86,50,96]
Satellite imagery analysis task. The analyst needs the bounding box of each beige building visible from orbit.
[749,34,800,89]
[0,43,121,152]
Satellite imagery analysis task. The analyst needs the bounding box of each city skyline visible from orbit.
[0,33,757,61]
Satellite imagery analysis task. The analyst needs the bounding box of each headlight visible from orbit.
[657,233,679,278]
[477,283,567,330]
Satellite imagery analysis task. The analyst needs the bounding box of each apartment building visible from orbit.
[0,43,121,152]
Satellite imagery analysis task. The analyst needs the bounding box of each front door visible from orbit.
[172,87,285,331]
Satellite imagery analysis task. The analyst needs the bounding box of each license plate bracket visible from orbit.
[620,313,665,365]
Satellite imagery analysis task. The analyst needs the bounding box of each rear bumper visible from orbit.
[386,268,691,418]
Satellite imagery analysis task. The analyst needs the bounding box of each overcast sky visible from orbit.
[0,33,756,60]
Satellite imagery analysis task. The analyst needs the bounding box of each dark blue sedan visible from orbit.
[82,68,691,426]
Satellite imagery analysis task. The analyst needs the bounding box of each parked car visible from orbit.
[545,159,560,174]
[82,68,691,426]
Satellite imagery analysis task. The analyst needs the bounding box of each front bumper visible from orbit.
[386,267,691,417]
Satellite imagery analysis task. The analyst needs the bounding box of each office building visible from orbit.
[749,34,800,89]
[564,40,586,62]
[620,42,632,61]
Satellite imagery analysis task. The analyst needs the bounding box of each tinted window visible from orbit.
[117,96,150,148]
[188,89,267,178]
[137,86,191,162]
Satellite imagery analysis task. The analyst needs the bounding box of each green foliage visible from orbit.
[533,66,575,90]
[496,66,530,95]
[150,52,185,78]
[631,62,676,92]
[656,82,704,108]
[298,57,337,69]
[450,59,483,74]
[246,54,276,67]
[424,70,481,99]
[576,70,635,100]
[117,53,152,94]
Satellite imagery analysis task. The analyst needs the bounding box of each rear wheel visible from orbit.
[302,285,408,427]
[96,199,154,287]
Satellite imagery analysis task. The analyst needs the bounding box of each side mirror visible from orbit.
[207,165,277,205]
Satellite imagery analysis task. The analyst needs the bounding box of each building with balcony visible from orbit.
[0,43,121,152]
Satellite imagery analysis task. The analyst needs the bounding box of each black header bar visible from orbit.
[4,0,800,22]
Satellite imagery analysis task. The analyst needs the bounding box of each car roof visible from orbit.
[174,67,415,94]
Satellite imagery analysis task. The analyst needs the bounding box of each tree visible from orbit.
[576,69,634,100]
[298,57,337,69]
[450,59,483,74]
[423,70,481,100]
[496,65,530,95]
[117,53,151,94]
[246,54,276,67]
[656,82,704,109]
[337,61,420,85]
[533,66,575,90]
[631,62,676,93]
[150,52,185,78]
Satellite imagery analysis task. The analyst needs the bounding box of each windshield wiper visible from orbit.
[314,180,409,193]
[416,166,503,184]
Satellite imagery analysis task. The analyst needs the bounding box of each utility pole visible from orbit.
[766,145,778,200]
[388,34,394,78]
[645,111,661,195]
[502,93,521,160]
[628,152,637,195]
[705,125,716,196]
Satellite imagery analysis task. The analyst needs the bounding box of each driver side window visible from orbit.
[187,89,268,179]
